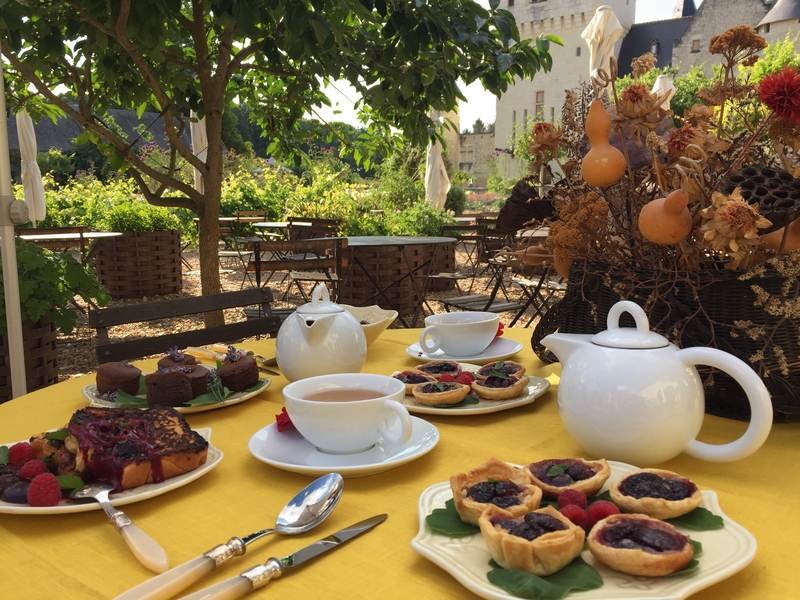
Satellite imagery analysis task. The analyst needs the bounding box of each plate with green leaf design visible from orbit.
[83,375,270,414]
[397,363,550,416]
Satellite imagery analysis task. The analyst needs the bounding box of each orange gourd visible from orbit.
[581,100,627,188]
[762,216,800,253]
[638,190,693,245]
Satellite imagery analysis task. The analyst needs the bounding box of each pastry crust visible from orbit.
[479,505,585,576]
[610,468,702,520]
[411,381,470,406]
[475,360,526,380]
[392,370,437,395]
[587,513,694,576]
[524,458,611,499]
[414,360,462,380]
[450,457,542,526]
[471,375,530,400]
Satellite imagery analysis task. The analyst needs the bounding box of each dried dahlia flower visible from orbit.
[699,189,772,269]
[683,104,716,130]
[708,25,767,71]
[758,66,800,123]
[667,126,704,158]
[611,83,672,147]
[547,190,609,266]
[631,52,656,79]
[527,122,566,165]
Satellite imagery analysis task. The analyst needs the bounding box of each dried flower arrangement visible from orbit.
[525,25,800,422]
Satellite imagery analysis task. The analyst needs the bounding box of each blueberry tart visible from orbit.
[392,370,437,395]
[587,513,694,576]
[450,457,542,525]
[479,505,585,576]
[524,458,611,499]
[414,360,461,380]
[610,469,702,519]
[471,374,530,400]
[411,381,470,406]
[475,360,526,380]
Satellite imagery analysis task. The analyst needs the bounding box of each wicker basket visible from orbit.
[532,259,800,423]
[0,317,59,402]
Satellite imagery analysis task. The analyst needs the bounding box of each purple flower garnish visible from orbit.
[166,346,186,361]
[226,346,241,362]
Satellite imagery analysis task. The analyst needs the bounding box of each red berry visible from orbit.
[27,473,63,507]
[587,500,620,524]
[559,504,591,531]
[438,374,455,382]
[455,371,475,385]
[18,459,49,482]
[557,489,587,509]
[7,442,35,466]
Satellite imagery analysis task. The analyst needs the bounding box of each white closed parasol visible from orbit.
[581,5,624,84]
[189,111,208,194]
[425,114,450,210]
[652,74,677,110]
[16,109,46,225]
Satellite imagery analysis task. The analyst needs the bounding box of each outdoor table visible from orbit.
[253,220,291,241]
[336,235,456,328]
[17,230,123,265]
[0,328,795,598]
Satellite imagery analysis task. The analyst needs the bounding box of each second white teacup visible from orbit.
[419,311,500,357]
[282,373,412,455]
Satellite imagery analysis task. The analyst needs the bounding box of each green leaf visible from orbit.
[487,557,603,599]
[438,394,480,408]
[113,390,148,408]
[666,507,724,531]
[425,498,480,536]
[45,429,70,441]
[489,0,500,9]
[56,475,84,491]
[546,464,567,478]
[544,34,564,46]
[0,445,8,466]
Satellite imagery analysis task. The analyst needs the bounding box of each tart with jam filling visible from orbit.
[414,360,461,380]
[471,374,530,400]
[475,360,526,380]
[524,458,611,499]
[392,370,437,395]
[479,505,585,576]
[411,380,470,406]
[450,457,542,526]
[587,513,694,576]
[610,468,702,519]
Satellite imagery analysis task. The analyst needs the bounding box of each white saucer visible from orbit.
[406,337,524,364]
[248,416,440,478]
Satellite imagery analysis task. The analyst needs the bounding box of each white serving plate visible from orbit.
[249,417,439,478]
[398,363,550,416]
[406,337,524,365]
[0,428,222,515]
[83,377,271,414]
[411,461,757,600]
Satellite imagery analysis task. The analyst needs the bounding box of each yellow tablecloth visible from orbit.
[0,329,796,599]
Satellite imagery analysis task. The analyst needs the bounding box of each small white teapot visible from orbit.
[542,300,773,465]
[276,285,367,382]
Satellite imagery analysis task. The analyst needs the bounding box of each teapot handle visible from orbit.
[677,347,772,462]
[311,284,331,305]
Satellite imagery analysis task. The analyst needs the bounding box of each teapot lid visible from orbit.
[295,285,345,315]
[591,300,669,349]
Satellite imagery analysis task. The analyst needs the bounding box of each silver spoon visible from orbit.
[114,473,344,600]
[73,484,170,573]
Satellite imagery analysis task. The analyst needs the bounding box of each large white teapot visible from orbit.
[542,300,773,465]
[276,285,367,382]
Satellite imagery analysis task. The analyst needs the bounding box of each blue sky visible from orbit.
[316,1,703,130]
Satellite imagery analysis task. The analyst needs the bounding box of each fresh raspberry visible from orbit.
[455,371,475,385]
[7,442,35,467]
[18,459,49,482]
[438,374,455,382]
[557,489,587,509]
[559,504,591,531]
[587,500,620,525]
[27,473,63,507]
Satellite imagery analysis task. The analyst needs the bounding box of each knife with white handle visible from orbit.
[176,514,387,600]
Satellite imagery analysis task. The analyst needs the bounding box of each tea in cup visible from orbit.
[419,311,499,357]
[282,373,412,454]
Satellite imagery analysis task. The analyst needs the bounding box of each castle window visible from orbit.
[691,39,701,53]
[650,38,659,55]
[550,107,555,123]
[576,46,581,56]
[535,91,545,119]
[508,0,514,6]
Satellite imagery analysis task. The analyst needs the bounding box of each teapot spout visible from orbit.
[540,333,593,363]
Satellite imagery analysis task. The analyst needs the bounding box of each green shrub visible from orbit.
[444,185,467,215]
[37,150,74,187]
[383,201,454,236]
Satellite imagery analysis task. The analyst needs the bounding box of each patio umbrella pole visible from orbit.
[0,55,28,397]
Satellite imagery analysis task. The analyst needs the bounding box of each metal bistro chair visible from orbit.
[437,249,526,315]
[89,288,281,364]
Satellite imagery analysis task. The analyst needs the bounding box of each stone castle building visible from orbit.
[458,0,798,186]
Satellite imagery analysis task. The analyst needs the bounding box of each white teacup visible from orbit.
[282,373,412,455]
[419,311,500,357]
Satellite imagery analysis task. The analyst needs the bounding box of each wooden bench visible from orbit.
[88,288,281,364]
